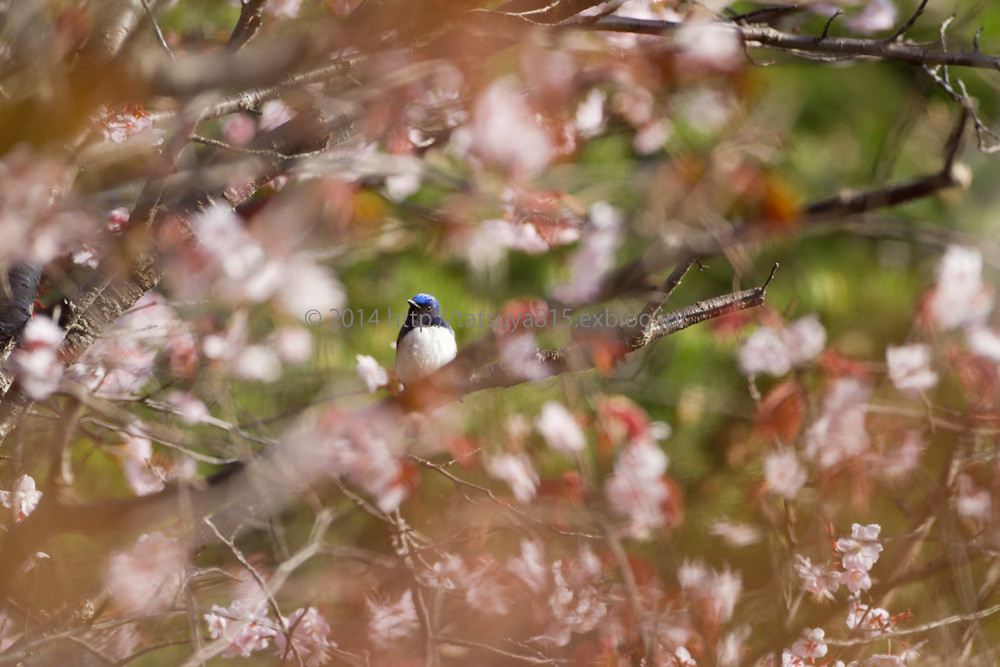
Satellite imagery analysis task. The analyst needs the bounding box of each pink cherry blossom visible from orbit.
[929,245,993,330]
[274,327,313,363]
[575,89,606,138]
[507,539,548,593]
[259,100,294,132]
[793,555,840,602]
[0,474,42,522]
[956,474,991,521]
[164,390,209,425]
[466,78,553,180]
[486,453,539,504]
[886,343,938,394]
[739,328,792,377]
[836,523,883,572]
[107,532,186,613]
[791,627,827,661]
[367,589,418,644]
[106,206,130,232]
[274,607,335,666]
[966,326,1000,362]
[764,450,807,499]
[846,0,898,35]
[221,114,257,146]
[739,315,826,377]
[544,560,607,646]
[839,567,873,593]
[204,599,277,658]
[9,316,64,400]
[604,440,671,539]
[535,401,585,454]
[356,354,389,393]
[804,378,872,469]
[710,518,762,547]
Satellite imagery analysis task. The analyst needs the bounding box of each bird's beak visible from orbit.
[407,299,419,310]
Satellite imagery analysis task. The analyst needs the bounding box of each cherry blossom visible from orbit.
[839,567,872,594]
[274,607,335,666]
[535,401,585,454]
[836,523,883,572]
[0,474,42,522]
[106,206,130,232]
[966,326,1000,362]
[604,439,672,538]
[804,378,872,469]
[764,450,807,500]
[845,595,891,636]
[368,589,419,644]
[259,100,294,132]
[486,453,540,504]
[465,78,553,180]
[710,518,762,548]
[554,201,623,303]
[274,327,313,364]
[9,316,64,400]
[846,0,898,35]
[204,599,277,658]
[678,559,743,623]
[507,539,548,593]
[574,89,607,138]
[956,474,991,521]
[738,314,826,377]
[322,429,407,513]
[790,627,827,661]
[221,114,257,146]
[544,560,607,646]
[164,391,209,425]
[929,245,993,330]
[886,343,938,395]
[793,555,840,602]
[355,354,389,393]
[107,532,186,613]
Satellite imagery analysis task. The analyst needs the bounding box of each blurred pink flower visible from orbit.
[274,607,335,666]
[467,78,553,179]
[846,0,898,35]
[604,440,670,539]
[507,539,547,593]
[368,589,418,644]
[804,378,872,469]
[107,532,185,613]
[486,453,539,504]
[535,401,585,454]
[886,343,938,394]
[9,316,64,400]
[222,114,257,146]
[929,245,993,330]
[356,354,388,393]
[764,450,807,499]
[204,599,277,658]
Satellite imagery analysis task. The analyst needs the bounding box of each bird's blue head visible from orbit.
[407,293,441,316]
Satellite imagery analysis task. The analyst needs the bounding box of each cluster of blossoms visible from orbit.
[783,524,913,665]
[738,314,827,378]
[204,601,334,664]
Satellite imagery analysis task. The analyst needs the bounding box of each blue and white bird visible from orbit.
[395,293,457,385]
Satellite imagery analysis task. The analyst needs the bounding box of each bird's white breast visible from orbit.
[396,326,457,384]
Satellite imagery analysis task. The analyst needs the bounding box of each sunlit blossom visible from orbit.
[535,401,585,454]
[886,343,938,395]
[107,532,186,613]
[486,453,539,504]
[355,354,389,393]
[764,450,807,499]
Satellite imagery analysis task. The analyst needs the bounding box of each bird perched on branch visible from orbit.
[395,293,457,385]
